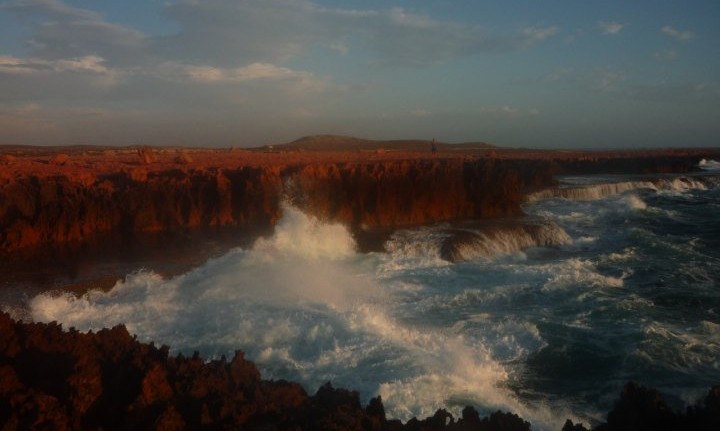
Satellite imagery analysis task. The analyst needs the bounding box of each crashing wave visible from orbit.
[526,177,711,202]
[440,222,572,262]
[698,159,720,172]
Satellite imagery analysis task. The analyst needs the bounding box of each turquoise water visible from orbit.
[12,171,720,430]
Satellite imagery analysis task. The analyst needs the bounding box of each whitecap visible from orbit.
[698,159,720,172]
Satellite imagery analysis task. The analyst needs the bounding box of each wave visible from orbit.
[526,177,711,202]
[24,203,577,429]
[698,159,720,172]
[440,222,572,263]
[636,320,720,374]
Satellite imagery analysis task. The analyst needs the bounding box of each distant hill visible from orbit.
[277,135,497,152]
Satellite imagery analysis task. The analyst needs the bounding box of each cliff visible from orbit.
[1,312,719,431]
[0,146,716,256]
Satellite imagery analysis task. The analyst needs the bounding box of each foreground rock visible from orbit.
[2,312,719,430]
[0,312,531,430]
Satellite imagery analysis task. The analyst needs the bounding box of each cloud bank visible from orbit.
[0,0,716,148]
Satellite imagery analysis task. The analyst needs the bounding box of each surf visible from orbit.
[15,172,720,430]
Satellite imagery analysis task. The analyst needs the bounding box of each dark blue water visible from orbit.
[9,171,720,430]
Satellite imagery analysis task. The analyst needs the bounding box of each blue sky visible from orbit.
[1,0,718,148]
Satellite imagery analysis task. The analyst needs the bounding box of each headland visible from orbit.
[2,137,717,258]
[2,137,720,430]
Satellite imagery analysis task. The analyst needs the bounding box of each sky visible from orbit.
[0,0,718,148]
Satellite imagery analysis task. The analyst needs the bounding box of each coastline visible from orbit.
[2,144,717,258]
[2,143,720,430]
[1,312,718,430]
[2,143,718,303]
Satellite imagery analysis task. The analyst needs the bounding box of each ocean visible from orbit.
[5,162,720,430]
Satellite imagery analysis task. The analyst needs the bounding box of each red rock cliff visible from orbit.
[0,147,715,255]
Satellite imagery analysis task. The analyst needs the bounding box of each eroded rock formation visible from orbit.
[0,146,715,256]
[0,312,531,431]
[1,312,719,430]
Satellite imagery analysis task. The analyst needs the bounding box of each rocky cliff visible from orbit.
[0,147,715,256]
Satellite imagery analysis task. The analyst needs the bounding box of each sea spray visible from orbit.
[21,174,720,431]
[27,203,575,428]
[439,222,572,262]
[526,176,710,202]
[698,159,720,172]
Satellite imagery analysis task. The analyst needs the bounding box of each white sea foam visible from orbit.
[440,223,572,263]
[253,204,357,261]
[698,159,720,172]
[384,222,573,265]
[381,227,452,272]
[542,258,625,291]
[526,181,658,202]
[12,166,717,431]
[622,194,647,210]
[637,320,720,372]
[26,203,576,430]
[600,247,638,263]
[527,177,710,203]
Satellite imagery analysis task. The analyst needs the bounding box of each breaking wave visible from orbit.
[440,223,572,263]
[526,177,710,202]
[698,159,720,172]
[380,221,572,266]
[15,172,720,430]
[25,203,573,429]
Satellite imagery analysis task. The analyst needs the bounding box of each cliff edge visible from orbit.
[1,145,716,256]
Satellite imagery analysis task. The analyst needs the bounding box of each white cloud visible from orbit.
[0,55,118,84]
[182,62,324,89]
[328,42,349,55]
[474,105,540,119]
[661,25,694,41]
[592,70,628,93]
[522,26,559,41]
[161,1,559,67]
[0,0,565,145]
[598,21,624,35]
[1,0,101,21]
[54,56,110,73]
[3,0,147,66]
[5,0,562,70]
[234,63,310,81]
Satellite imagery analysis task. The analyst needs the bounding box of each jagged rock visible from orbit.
[0,312,538,431]
[174,150,193,164]
[0,154,16,164]
[562,419,589,431]
[1,313,719,430]
[592,382,720,431]
[0,149,714,258]
[50,153,70,165]
[137,147,156,164]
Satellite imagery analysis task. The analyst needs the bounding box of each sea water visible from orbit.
[9,168,720,430]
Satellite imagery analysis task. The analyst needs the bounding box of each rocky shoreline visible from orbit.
[2,142,720,430]
[1,312,718,431]
[1,144,717,258]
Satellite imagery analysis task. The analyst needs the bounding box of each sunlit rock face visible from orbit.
[0,146,711,255]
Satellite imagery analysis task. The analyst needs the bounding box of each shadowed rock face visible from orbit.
[287,158,554,228]
[0,312,531,431]
[1,312,719,431]
[0,148,713,256]
[0,167,283,254]
[0,158,555,255]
